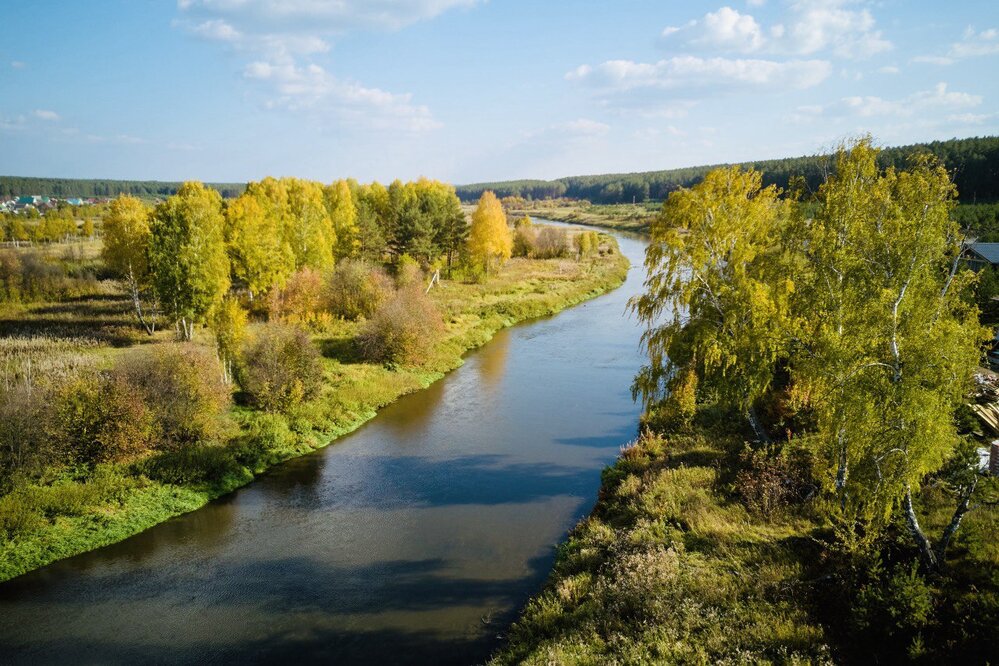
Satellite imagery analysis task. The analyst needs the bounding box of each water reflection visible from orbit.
[476,328,510,389]
[0,221,649,665]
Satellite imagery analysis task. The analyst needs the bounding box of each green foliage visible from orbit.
[118,343,231,448]
[632,166,795,415]
[210,297,247,384]
[225,191,295,298]
[324,180,360,261]
[326,259,393,320]
[358,286,444,365]
[239,324,324,412]
[148,182,230,339]
[458,135,999,205]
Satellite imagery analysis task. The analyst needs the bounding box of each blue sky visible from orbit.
[1,0,998,184]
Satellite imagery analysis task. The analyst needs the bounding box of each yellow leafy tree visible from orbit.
[467,191,512,274]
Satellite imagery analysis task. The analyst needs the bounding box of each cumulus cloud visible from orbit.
[800,82,981,119]
[32,109,60,121]
[175,0,466,131]
[244,60,441,131]
[950,26,999,58]
[661,1,891,59]
[567,56,831,93]
[913,25,999,65]
[178,0,479,33]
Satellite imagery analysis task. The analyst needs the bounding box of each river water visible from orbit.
[0,223,648,665]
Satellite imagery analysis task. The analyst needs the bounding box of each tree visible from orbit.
[285,178,335,270]
[630,167,796,441]
[793,139,986,566]
[225,192,294,300]
[102,195,156,334]
[324,180,359,261]
[209,297,247,385]
[467,191,512,274]
[148,182,230,340]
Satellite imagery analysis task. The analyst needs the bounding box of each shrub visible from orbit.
[0,384,53,490]
[239,324,324,412]
[268,267,330,329]
[395,254,424,289]
[118,343,231,448]
[734,445,815,516]
[138,443,241,487]
[512,225,537,257]
[47,373,156,465]
[533,227,569,258]
[358,286,444,365]
[326,259,394,320]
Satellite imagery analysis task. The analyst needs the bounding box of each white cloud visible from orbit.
[913,25,999,65]
[950,26,999,58]
[175,0,463,132]
[244,60,441,131]
[947,113,992,125]
[878,65,899,74]
[567,56,831,93]
[556,119,610,136]
[178,0,480,33]
[663,7,764,53]
[660,1,891,59]
[912,55,955,66]
[805,82,981,120]
[10,60,25,69]
[32,109,60,121]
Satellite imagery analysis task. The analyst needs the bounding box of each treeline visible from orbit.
[0,177,246,200]
[456,135,999,204]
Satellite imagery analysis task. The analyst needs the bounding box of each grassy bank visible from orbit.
[490,407,999,664]
[509,204,656,233]
[0,240,629,582]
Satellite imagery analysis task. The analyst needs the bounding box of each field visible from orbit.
[0,230,629,582]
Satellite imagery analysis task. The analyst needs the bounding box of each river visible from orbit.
[0,222,648,665]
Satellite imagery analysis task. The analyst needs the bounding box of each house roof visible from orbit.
[967,242,999,265]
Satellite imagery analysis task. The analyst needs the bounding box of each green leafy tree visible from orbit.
[209,297,247,385]
[225,192,294,300]
[631,167,796,440]
[102,195,156,334]
[794,139,987,565]
[285,178,335,270]
[149,182,231,340]
[324,180,360,261]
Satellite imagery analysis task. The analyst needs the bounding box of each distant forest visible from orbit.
[0,177,246,200]
[4,136,998,206]
[456,136,999,205]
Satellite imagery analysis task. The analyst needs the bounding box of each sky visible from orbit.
[1,0,998,185]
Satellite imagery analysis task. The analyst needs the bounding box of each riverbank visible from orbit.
[508,204,656,233]
[0,240,629,583]
[490,404,999,664]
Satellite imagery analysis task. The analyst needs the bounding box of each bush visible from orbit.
[395,254,424,289]
[533,227,569,258]
[239,324,324,412]
[512,225,537,257]
[47,372,155,465]
[0,385,52,490]
[268,267,330,329]
[326,259,394,320]
[118,344,231,448]
[358,286,444,365]
[734,445,815,516]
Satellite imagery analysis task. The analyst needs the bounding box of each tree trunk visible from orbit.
[747,405,772,444]
[903,487,939,571]
[935,477,978,564]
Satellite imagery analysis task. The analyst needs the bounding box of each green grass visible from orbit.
[0,240,630,582]
[490,422,833,665]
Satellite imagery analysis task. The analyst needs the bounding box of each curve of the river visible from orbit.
[0,222,648,665]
